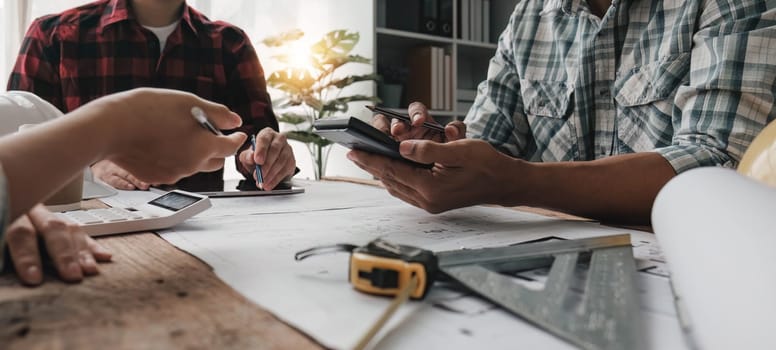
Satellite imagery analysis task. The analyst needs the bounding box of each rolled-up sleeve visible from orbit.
[656,3,776,173]
[465,8,530,158]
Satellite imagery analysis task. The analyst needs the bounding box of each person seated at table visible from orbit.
[8,0,295,192]
[0,88,246,286]
[348,0,776,225]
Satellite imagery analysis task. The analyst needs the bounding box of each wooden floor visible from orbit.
[0,232,322,350]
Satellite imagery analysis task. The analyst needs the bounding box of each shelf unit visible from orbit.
[373,0,517,123]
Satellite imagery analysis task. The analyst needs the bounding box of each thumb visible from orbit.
[213,132,248,157]
[399,140,465,166]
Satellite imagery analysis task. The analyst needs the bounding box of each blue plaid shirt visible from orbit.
[466,0,776,173]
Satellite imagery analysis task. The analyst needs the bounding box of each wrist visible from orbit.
[488,155,533,207]
[85,89,142,159]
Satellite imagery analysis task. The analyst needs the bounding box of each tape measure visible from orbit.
[296,239,438,299]
[295,234,644,350]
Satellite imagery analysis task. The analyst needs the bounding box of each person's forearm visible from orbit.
[0,98,119,219]
[500,152,677,225]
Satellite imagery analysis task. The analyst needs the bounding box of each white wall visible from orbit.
[192,0,376,180]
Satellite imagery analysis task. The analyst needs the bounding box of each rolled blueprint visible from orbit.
[652,167,776,350]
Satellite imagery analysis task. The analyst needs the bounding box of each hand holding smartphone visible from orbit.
[312,117,433,168]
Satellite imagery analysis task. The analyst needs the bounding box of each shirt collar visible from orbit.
[541,0,588,16]
[98,0,199,36]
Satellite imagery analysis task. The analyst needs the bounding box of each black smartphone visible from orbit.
[313,117,433,169]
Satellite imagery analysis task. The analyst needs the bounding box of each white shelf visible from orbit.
[457,39,497,49]
[376,27,454,45]
[374,0,518,121]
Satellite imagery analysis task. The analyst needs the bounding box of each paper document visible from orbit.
[652,168,776,350]
[144,180,686,349]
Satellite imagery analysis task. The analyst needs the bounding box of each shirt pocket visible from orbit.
[519,80,573,118]
[614,53,690,107]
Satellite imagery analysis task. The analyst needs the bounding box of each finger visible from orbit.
[259,129,287,172]
[198,102,243,130]
[85,236,112,262]
[445,121,467,141]
[71,231,99,276]
[371,114,391,134]
[109,176,136,190]
[239,149,255,169]
[32,215,83,282]
[5,215,43,285]
[263,153,294,190]
[212,132,248,158]
[347,150,417,188]
[390,119,411,138]
[407,102,432,127]
[399,140,465,166]
[253,128,276,165]
[124,173,150,190]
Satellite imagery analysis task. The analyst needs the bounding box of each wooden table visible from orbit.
[0,179,649,349]
[0,231,322,350]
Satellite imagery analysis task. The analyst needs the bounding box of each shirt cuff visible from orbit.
[653,144,735,174]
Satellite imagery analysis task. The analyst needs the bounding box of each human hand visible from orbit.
[238,128,296,190]
[91,160,150,190]
[95,88,248,185]
[371,102,466,142]
[5,204,112,286]
[347,139,520,213]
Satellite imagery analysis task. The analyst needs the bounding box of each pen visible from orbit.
[191,106,223,136]
[250,134,264,187]
[366,105,445,133]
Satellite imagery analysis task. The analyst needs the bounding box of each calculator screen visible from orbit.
[148,192,200,211]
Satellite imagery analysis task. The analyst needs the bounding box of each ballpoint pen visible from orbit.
[365,105,445,133]
[250,134,264,187]
[190,106,223,136]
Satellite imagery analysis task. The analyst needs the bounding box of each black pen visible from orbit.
[191,106,223,136]
[366,105,445,133]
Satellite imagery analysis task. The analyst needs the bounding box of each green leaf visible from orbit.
[261,29,305,47]
[278,112,309,125]
[325,73,381,90]
[313,55,373,81]
[321,95,382,113]
[285,130,333,147]
[311,30,359,58]
[267,68,316,95]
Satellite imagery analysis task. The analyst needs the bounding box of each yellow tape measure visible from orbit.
[295,239,438,299]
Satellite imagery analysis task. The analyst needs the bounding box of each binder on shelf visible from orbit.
[472,0,482,42]
[439,0,453,38]
[420,0,439,35]
[461,0,470,40]
[444,54,452,111]
[483,0,491,43]
[433,47,444,110]
[385,0,419,32]
[406,46,434,109]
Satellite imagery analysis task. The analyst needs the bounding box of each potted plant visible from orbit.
[261,29,381,179]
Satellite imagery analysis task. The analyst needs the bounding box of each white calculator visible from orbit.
[58,190,211,237]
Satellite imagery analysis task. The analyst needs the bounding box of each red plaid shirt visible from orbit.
[8,0,277,191]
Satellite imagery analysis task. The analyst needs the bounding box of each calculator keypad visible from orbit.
[60,207,146,225]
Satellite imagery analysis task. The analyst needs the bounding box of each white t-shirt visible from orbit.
[143,20,180,53]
